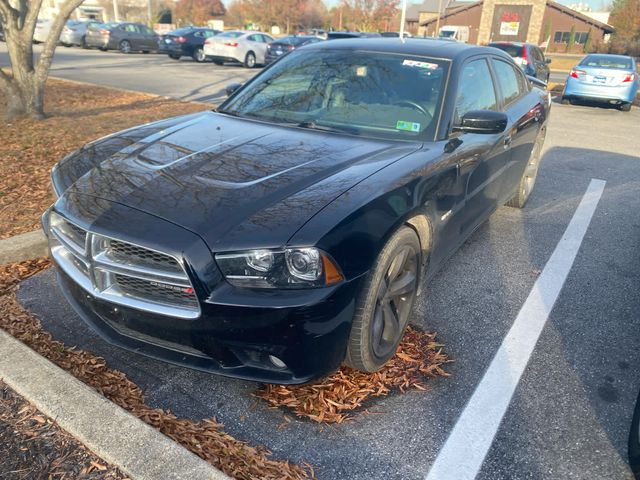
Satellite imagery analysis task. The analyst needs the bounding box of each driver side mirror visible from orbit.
[453,110,508,134]
[225,83,242,96]
[546,58,552,64]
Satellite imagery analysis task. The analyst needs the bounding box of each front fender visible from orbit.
[289,143,457,280]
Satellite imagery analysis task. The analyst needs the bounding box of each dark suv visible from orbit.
[488,42,551,82]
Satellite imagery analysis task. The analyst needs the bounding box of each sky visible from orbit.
[320,0,611,11]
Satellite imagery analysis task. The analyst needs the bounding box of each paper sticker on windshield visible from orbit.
[402,59,439,70]
[396,121,421,132]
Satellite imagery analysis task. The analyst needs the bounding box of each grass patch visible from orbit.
[0,78,208,240]
[546,54,583,72]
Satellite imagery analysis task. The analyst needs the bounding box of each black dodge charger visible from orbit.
[44,39,550,384]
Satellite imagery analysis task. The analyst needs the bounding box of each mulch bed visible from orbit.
[0,380,128,480]
[0,78,208,240]
[256,328,450,424]
[0,259,312,480]
[1,258,451,478]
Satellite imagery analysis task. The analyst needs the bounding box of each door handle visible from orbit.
[503,135,512,149]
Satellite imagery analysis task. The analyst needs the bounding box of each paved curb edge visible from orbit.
[49,75,217,106]
[0,328,229,480]
[0,229,48,264]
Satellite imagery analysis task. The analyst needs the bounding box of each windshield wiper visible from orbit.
[297,121,358,135]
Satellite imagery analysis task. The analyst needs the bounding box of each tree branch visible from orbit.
[22,0,43,40]
[35,0,85,80]
[0,0,19,29]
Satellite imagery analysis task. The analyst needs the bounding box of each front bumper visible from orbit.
[44,199,361,384]
[563,77,638,103]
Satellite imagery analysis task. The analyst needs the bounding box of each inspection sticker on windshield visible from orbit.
[396,121,421,132]
[402,59,439,69]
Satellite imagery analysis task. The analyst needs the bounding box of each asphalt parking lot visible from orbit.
[15,101,640,479]
[0,43,257,103]
[0,43,568,104]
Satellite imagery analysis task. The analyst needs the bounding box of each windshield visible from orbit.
[221,50,449,141]
[218,31,244,39]
[580,55,633,70]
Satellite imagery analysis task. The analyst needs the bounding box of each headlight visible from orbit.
[216,247,343,289]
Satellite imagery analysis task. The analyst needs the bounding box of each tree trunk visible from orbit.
[3,39,46,119]
[0,0,85,121]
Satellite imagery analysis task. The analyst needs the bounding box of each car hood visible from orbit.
[58,111,420,251]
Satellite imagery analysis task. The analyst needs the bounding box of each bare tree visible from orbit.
[0,0,85,120]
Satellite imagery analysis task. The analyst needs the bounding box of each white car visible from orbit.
[204,30,273,68]
[34,19,54,43]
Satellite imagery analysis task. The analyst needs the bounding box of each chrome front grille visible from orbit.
[48,212,200,319]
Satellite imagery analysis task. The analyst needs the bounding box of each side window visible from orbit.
[142,26,154,35]
[492,59,523,105]
[194,31,204,38]
[247,34,258,42]
[124,24,137,33]
[455,58,498,122]
[261,35,273,43]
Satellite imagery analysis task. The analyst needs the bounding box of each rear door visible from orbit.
[122,24,140,49]
[453,56,513,236]
[490,57,541,201]
[139,25,157,50]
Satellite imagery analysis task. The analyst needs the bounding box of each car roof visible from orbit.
[488,41,533,47]
[303,37,499,61]
[584,53,634,60]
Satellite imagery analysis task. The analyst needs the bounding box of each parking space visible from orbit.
[0,44,257,103]
[14,102,640,479]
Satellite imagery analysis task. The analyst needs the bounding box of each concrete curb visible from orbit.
[49,76,218,106]
[0,328,230,480]
[0,229,48,264]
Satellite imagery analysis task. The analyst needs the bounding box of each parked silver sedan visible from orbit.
[203,30,273,68]
[60,20,102,48]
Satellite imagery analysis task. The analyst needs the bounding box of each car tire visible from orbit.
[344,226,421,373]
[213,59,224,65]
[119,40,132,54]
[244,51,256,68]
[99,46,107,51]
[81,36,88,49]
[193,47,206,63]
[620,103,632,112]
[506,127,545,209]
[169,54,180,60]
[561,97,571,105]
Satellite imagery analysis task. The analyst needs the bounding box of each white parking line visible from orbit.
[425,178,607,480]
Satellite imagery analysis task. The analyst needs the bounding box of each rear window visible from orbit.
[171,28,195,36]
[218,31,244,39]
[276,36,312,46]
[489,43,524,58]
[580,55,633,70]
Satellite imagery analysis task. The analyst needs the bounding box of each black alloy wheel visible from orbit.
[506,127,545,208]
[345,226,421,372]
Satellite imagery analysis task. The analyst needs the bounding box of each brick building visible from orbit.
[419,0,613,51]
